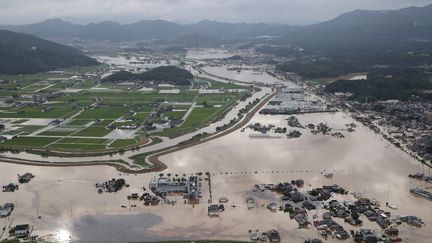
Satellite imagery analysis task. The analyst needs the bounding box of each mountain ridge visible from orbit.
[0,29,98,75]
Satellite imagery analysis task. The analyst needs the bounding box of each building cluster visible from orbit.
[250,180,423,242]
[260,88,336,115]
[345,101,432,163]
[95,178,126,193]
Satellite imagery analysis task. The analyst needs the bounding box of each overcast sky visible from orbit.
[1,0,432,25]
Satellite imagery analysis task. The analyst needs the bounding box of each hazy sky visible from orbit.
[1,0,432,25]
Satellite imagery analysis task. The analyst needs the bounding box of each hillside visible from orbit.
[102,66,193,85]
[325,68,432,101]
[283,4,432,47]
[2,4,432,45]
[0,18,292,41]
[0,30,98,75]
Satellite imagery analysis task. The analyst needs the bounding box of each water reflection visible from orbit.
[72,213,162,242]
[1,112,432,242]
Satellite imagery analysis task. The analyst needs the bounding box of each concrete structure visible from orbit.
[149,176,201,201]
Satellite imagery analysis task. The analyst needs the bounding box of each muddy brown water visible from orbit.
[1,112,431,242]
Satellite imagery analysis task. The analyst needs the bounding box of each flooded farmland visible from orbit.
[1,111,431,242]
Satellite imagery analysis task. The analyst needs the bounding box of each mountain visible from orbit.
[1,19,81,38]
[319,4,432,28]
[1,3,432,46]
[0,19,292,41]
[0,30,98,75]
[284,4,432,47]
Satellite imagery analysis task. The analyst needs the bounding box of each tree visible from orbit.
[351,211,360,221]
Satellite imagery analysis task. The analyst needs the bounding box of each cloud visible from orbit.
[0,0,431,25]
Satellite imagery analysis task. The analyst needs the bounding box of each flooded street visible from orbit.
[1,111,431,242]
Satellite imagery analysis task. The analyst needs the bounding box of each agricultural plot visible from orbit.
[73,127,111,137]
[1,137,59,147]
[0,107,79,119]
[47,137,112,151]
[0,68,250,152]
[66,119,93,126]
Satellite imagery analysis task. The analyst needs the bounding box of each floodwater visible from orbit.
[203,65,288,86]
[95,55,179,71]
[1,112,431,243]
[186,49,236,60]
[0,51,431,242]
[349,75,367,80]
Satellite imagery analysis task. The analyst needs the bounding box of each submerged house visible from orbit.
[18,173,35,183]
[0,203,14,217]
[149,176,201,201]
[208,204,220,217]
[10,224,30,238]
[267,229,281,243]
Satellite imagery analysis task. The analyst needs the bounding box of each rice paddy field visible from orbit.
[0,67,250,153]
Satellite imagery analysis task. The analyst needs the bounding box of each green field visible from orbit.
[108,139,138,148]
[76,107,129,119]
[0,107,79,119]
[39,129,78,136]
[66,119,92,125]
[165,111,186,120]
[0,68,250,153]
[48,143,108,151]
[1,137,58,147]
[73,127,111,137]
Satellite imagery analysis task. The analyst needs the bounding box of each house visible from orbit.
[289,190,304,203]
[267,229,281,243]
[208,204,220,217]
[267,202,278,211]
[360,229,378,242]
[18,172,35,183]
[2,183,18,192]
[12,224,30,238]
[0,203,14,217]
[303,200,316,210]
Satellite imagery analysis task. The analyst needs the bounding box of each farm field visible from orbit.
[0,67,251,153]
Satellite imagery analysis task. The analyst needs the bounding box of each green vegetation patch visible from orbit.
[67,119,92,126]
[164,111,186,120]
[183,107,219,128]
[55,137,109,144]
[76,107,129,119]
[0,137,58,147]
[91,119,115,127]
[72,127,111,137]
[0,107,79,118]
[134,112,150,120]
[39,129,78,136]
[108,139,138,148]
[48,143,108,151]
